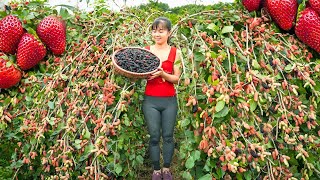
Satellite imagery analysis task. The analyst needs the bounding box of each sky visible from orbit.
[1,0,234,11]
[48,0,234,11]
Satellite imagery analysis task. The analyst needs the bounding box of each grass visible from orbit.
[136,140,184,179]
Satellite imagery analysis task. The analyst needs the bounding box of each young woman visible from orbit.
[142,17,182,180]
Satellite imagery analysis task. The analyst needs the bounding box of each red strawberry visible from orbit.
[266,0,298,30]
[36,16,66,55]
[309,0,320,15]
[295,8,320,53]
[0,56,22,89]
[242,0,262,12]
[17,33,47,70]
[0,15,24,54]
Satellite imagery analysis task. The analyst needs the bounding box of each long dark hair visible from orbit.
[151,17,172,31]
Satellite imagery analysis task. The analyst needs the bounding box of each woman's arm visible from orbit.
[148,49,182,84]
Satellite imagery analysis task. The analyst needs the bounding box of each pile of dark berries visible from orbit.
[114,48,160,73]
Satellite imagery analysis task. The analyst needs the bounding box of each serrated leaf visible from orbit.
[216,101,225,112]
[221,25,233,34]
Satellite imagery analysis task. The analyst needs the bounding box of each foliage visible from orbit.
[0,0,319,179]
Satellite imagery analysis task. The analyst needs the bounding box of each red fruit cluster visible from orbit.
[0,14,66,89]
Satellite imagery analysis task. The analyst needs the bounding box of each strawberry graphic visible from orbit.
[0,15,24,54]
[0,55,22,89]
[295,8,320,53]
[36,16,66,55]
[242,0,262,12]
[17,33,47,70]
[266,0,298,30]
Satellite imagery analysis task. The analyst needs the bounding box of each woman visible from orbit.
[142,17,182,180]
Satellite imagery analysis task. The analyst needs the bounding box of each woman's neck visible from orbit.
[154,43,170,50]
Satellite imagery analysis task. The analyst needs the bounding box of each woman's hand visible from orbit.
[148,67,163,80]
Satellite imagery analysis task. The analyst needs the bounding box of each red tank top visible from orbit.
[144,46,176,97]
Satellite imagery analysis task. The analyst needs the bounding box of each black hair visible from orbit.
[151,17,172,31]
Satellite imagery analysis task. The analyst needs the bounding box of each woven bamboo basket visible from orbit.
[112,47,162,79]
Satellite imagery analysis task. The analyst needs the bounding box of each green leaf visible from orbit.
[48,101,55,109]
[221,25,234,34]
[193,150,201,161]
[284,64,293,72]
[214,106,229,118]
[244,171,252,180]
[236,173,243,180]
[82,129,91,140]
[194,52,205,62]
[136,155,143,165]
[207,23,219,32]
[252,59,261,69]
[216,101,225,112]
[214,168,225,179]
[115,164,123,174]
[223,38,232,48]
[249,99,257,112]
[48,117,55,126]
[199,174,212,180]
[57,108,64,118]
[182,171,193,180]
[180,118,190,127]
[185,156,195,169]
[74,139,82,150]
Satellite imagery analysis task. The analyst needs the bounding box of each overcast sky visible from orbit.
[48,0,234,11]
[1,0,234,11]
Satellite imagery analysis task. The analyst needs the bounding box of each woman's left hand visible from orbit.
[148,68,163,80]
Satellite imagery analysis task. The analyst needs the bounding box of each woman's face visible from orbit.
[152,24,170,45]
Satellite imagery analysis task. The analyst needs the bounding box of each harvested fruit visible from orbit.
[242,0,262,12]
[113,48,160,74]
[295,8,320,53]
[0,15,24,54]
[309,0,320,15]
[17,33,47,70]
[36,16,66,55]
[266,0,297,30]
[0,56,22,89]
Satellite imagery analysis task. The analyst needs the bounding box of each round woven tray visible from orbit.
[112,47,162,79]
